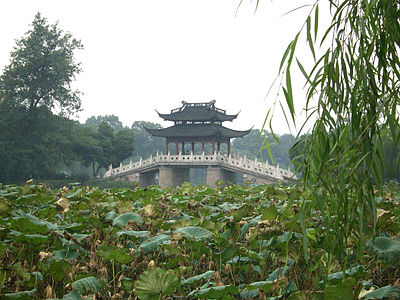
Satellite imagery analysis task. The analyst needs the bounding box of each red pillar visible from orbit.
[182,142,185,154]
[212,140,215,154]
[228,140,231,156]
[165,139,168,154]
[201,141,205,153]
[175,141,179,155]
[217,142,220,153]
[191,142,195,154]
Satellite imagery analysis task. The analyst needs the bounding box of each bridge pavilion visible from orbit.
[143,100,251,155]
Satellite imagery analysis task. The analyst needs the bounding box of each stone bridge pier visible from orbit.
[139,170,157,187]
[154,165,237,189]
[206,166,236,188]
[158,166,190,188]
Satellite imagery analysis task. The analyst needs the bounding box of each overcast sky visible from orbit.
[0,0,320,134]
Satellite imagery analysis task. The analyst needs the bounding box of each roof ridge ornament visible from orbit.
[157,100,243,123]
[208,99,216,109]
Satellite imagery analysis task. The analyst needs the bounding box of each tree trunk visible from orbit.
[92,159,96,178]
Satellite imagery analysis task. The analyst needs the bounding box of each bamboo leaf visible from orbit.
[260,134,274,164]
[314,4,319,39]
[278,101,292,134]
[296,58,311,84]
[307,16,316,60]
[284,69,296,125]
[287,32,300,69]
[280,41,293,73]
[281,4,311,17]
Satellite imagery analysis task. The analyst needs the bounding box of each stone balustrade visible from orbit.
[103,152,296,181]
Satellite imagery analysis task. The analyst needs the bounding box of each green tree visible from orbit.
[74,122,135,177]
[85,115,123,131]
[232,129,295,169]
[269,0,400,269]
[288,133,311,177]
[0,105,79,182]
[0,12,83,183]
[71,125,101,178]
[131,121,164,160]
[381,128,400,181]
[0,12,83,116]
[114,128,137,162]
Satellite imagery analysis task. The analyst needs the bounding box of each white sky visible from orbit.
[0,0,321,134]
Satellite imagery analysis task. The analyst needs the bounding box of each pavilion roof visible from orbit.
[143,123,251,139]
[157,100,239,122]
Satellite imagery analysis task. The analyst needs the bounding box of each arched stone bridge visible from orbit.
[102,152,297,188]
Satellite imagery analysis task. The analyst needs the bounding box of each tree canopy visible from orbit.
[0,12,83,116]
[131,121,164,160]
[268,0,400,267]
[77,117,136,177]
[0,106,80,182]
[232,129,295,169]
[0,12,84,183]
[85,115,124,131]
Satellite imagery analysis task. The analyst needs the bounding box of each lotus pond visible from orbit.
[0,181,400,299]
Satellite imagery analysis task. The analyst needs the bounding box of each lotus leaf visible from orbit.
[246,280,274,292]
[53,248,80,261]
[3,289,36,299]
[116,230,150,238]
[325,277,357,300]
[121,277,134,292]
[71,276,103,295]
[267,266,291,281]
[323,266,364,285]
[139,234,170,252]
[134,268,179,300]
[48,260,71,281]
[99,245,133,264]
[63,289,83,300]
[368,236,400,260]
[361,285,400,299]
[174,226,213,241]
[12,215,47,234]
[112,212,144,228]
[15,233,49,246]
[195,285,239,298]
[105,210,116,221]
[182,270,215,285]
